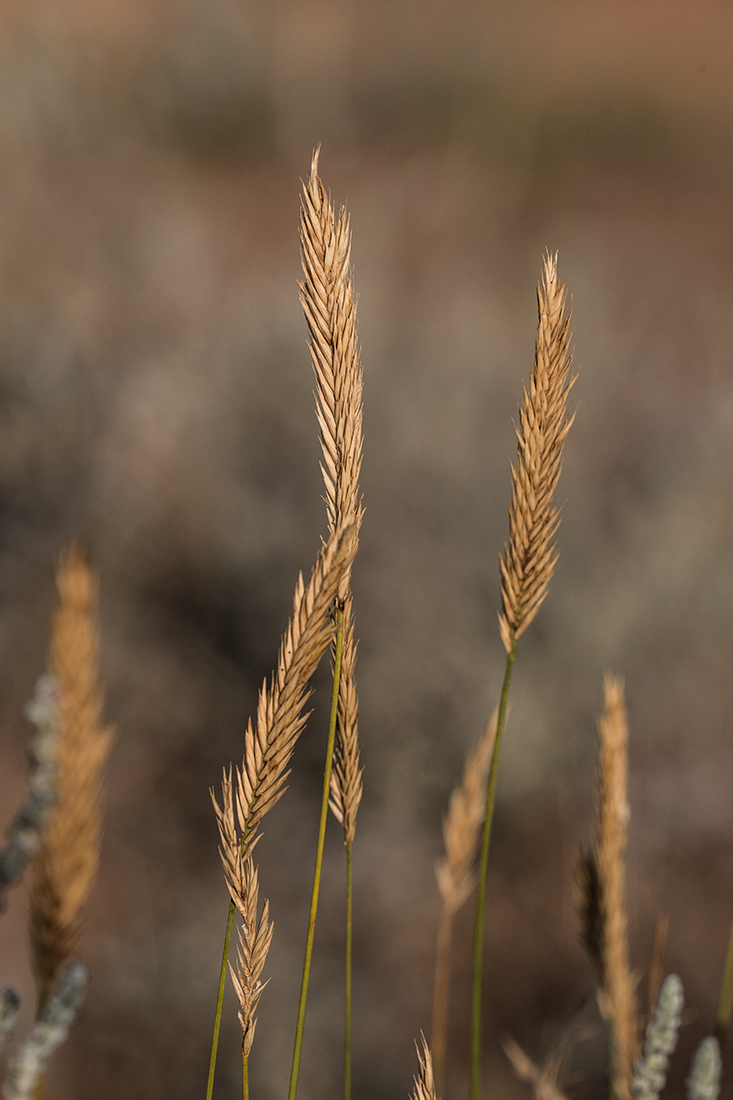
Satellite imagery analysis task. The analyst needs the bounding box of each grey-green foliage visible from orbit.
[2,961,87,1100]
[0,675,59,908]
[631,974,684,1100]
[686,1037,722,1100]
[0,989,20,1049]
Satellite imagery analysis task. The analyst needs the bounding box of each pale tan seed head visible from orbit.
[30,546,113,1001]
[300,148,364,844]
[300,146,364,568]
[499,252,577,654]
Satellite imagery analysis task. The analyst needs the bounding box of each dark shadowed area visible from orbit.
[1,2,733,1099]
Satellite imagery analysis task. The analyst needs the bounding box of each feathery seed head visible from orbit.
[499,252,577,654]
[30,546,113,1001]
[300,147,364,594]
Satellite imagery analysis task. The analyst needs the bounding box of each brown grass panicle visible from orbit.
[582,675,639,1100]
[299,146,364,579]
[411,1035,438,1100]
[211,518,357,867]
[498,252,577,654]
[431,711,498,1088]
[30,545,113,1006]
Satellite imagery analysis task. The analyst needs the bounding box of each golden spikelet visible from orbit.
[499,252,577,654]
[211,519,357,863]
[227,854,274,1058]
[30,546,113,1003]
[300,148,364,843]
[411,1035,437,1100]
[595,675,639,1100]
[300,146,364,566]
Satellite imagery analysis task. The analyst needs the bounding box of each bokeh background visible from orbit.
[1,2,733,1098]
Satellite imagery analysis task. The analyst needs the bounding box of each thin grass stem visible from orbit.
[470,638,517,1100]
[206,901,236,1100]
[344,838,353,1100]
[288,604,345,1100]
[242,1050,249,1100]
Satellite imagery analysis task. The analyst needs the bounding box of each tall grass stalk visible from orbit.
[288,604,345,1100]
[470,254,576,1100]
[300,147,364,1100]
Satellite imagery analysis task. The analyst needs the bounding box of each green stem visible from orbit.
[288,605,346,1100]
[469,638,517,1100]
[206,899,236,1100]
[716,909,733,1049]
[242,1049,249,1100]
[344,839,353,1100]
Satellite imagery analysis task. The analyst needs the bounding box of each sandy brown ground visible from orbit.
[1,2,733,1098]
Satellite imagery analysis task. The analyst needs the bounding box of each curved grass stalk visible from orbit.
[470,253,576,1100]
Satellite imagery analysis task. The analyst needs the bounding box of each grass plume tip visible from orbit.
[410,1035,437,1100]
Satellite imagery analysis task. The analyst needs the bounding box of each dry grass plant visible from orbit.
[4,152,732,1100]
[291,147,365,1100]
[470,252,578,1100]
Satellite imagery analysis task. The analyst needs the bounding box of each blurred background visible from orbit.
[0,1,733,1097]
